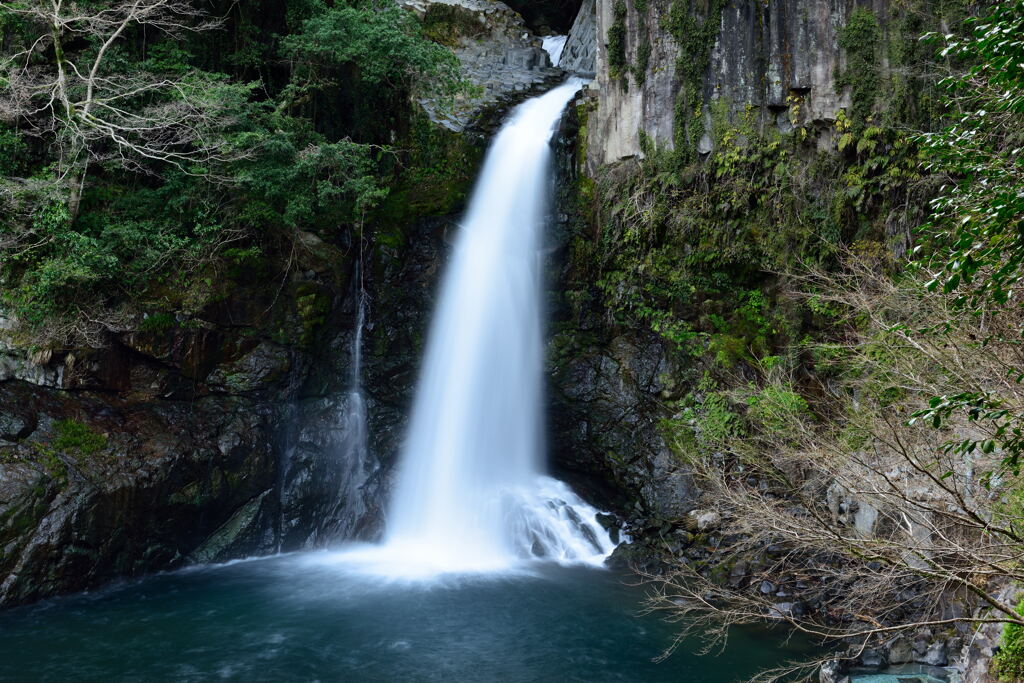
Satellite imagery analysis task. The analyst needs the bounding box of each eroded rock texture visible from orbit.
[560,0,598,75]
[400,0,566,132]
[0,213,453,606]
[545,102,698,551]
[584,0,895,165]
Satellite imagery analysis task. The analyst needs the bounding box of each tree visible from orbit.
[649,260,1024,680]
[0,0,245,219]
[644,2,1024,678]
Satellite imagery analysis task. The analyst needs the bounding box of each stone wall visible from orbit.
[584,0,893,166]
[560,0,598,76]
[401,0,566,132]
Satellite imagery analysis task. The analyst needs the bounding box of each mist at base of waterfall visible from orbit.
[0,553,812,683]
[317,477,616,580]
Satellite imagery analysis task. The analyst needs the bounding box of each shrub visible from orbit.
[996,599,1024,682]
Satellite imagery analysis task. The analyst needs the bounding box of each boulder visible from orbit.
[918,641,948,667]
[819,659,851,683]
[887,636,914,665]
[688,509,722,532]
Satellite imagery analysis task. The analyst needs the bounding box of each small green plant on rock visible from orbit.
[51,419,107,457]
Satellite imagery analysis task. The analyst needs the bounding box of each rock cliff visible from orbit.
[401,0,566,132]
[0,213,454,605]
[583,0,908,166]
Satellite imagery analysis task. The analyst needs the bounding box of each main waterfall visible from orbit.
[338,78,615,577]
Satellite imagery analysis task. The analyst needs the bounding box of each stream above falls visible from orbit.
[0,553,811,682]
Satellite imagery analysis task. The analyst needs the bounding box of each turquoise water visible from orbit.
[0,551,808,682]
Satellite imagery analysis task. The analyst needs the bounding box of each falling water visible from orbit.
[542,35,568,67]
[340,277,369,488]
[367,78,615,575]
[323,262,373,539]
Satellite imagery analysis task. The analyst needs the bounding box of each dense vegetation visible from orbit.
[0,0,470,347]
[565,0,1024,674]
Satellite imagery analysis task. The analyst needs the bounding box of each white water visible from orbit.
[336,79,615,578]
[542,35,568,67]
[340,276,369,494]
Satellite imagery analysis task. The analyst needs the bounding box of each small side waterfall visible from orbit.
[340,274,369,496]
[372,78,615,575]
[324,263,373,538]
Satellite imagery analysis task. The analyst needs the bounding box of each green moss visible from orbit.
[52,419,107,457]
[633,41,651,86]
[138,312,176,333]
[295,283,330,346]
[837,8,882,128]
[374,112,482,232]
[607,1,629,85]
[421,4,485,47]
[602,0,653,89]
[665,0,727,164]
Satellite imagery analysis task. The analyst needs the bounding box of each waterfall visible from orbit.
[369,78,615,575]
[327,264,372,536]
[339,272,369,501]
[542,35,568,67]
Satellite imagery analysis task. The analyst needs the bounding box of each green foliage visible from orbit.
[0,0,472,345]
[605,0,652,88]
[747,384,811,436]
[909,392,1024,480]
[995,599,1024,681]
[422,4,486,47]
[51,419,107,457]
[665,0,727,164]
[920,1,1024,308]
[139,313,176,333]
[281,1,462,101]
[607,1,628,83]
[0,126,28,176]
[233,120,388,228]
[697,390,744,449]
[661,378,745,458]
[837,9,882,127]
[908,0,1024,478]
[573,116,923,363]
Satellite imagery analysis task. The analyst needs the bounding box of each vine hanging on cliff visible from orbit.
[665,0,727,165]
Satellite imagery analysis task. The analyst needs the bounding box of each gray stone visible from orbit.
[918,641,948,667]
[402,0,567,132]
[859,648,887,669]
[585,0,897,165]
[560,0,597,75]
[887,636,915,665]
[0,410,34,441]
[687,509,721,531]
[819,659,851,683]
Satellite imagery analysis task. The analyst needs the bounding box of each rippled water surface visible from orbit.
[0,552,813,682]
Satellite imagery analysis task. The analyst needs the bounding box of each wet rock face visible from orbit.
[401,0,567,132]
[545,102,697,530]
[584,0,886,165]
[0,209,449,607]
[560,0,597,75]
[0,385,279,605]
[548,331,697,522]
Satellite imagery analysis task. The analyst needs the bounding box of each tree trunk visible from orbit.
[66,160,87,222]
